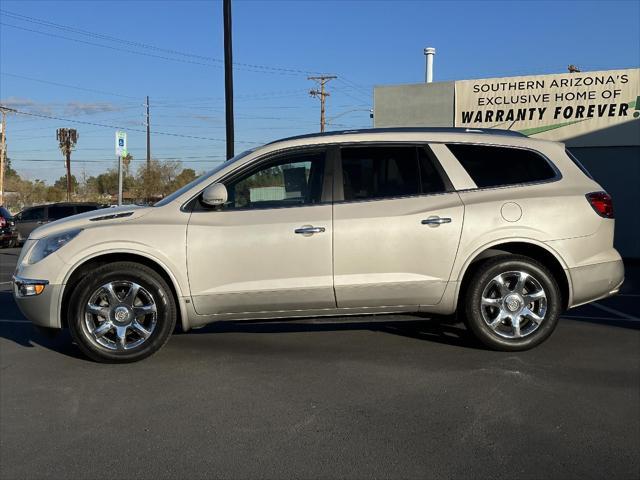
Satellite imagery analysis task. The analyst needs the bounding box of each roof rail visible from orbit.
[267,127,525,145]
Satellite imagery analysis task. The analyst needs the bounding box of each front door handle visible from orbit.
[421,216,452,227]
[294,225,326,236]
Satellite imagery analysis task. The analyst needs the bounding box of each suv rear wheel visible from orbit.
[68,262,177,363]
[463,255,561,351]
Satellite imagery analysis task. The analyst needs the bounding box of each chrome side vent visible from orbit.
[89,211,134,222]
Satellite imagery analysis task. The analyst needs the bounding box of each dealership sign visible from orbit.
[455,68,639,141]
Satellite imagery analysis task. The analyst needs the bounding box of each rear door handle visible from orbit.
[295,225,326,235]
[421,216,452,226]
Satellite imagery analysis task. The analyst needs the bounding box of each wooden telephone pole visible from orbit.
[0,109,7,206]
[0,107,16,206]
[56,128,78,201]
[308,75,337,132]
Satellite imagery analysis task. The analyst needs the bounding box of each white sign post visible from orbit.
[115,131,127,206]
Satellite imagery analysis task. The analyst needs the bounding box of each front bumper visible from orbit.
[13,276,63,328]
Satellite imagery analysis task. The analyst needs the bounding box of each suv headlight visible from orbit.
[28,229,82,265]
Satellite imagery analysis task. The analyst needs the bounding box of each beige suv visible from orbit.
[13,128,624,362]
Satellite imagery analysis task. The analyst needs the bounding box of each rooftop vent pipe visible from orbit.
[424,47,436,83]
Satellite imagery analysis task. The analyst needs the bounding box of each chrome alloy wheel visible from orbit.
[480,270,547,339]
[83,281,158,351]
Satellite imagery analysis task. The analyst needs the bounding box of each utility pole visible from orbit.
[0,106,16,206]
[0,108,7,206]
[308,75,337,132]
[56,128,78,201]
[146,95,151,202]
[146,96,151,172]
[223,0,234,159]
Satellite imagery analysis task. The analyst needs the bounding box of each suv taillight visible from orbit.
[586,191,614,218]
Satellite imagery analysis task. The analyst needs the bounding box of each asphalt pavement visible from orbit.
[0,247,638,480]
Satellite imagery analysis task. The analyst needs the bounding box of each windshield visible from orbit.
[153,149,256,207]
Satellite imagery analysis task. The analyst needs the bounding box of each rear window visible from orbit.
[446,144,557,188]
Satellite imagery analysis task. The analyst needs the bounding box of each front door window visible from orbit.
[224,151,326,210]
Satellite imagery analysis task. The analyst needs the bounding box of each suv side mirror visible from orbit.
[201,183,228,207]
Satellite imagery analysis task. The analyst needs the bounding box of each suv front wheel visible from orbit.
[463,255,561,351]
[68,262,177,363]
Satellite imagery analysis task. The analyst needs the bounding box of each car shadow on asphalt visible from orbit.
[0,291,87,360]
[182,315,486,350]
[0,288,482,358]
[1,288,637,361]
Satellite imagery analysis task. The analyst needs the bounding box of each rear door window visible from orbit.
[340,145,446,201]
[446,144,557,188]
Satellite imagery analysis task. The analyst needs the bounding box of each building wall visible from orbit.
[374,82,454,127]
[569,146,640,258]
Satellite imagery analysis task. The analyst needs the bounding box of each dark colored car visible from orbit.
[0,206,19,248]
[13,202,106,243]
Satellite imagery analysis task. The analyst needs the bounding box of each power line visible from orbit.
[0,72,140,99]
[0,9,323,76]
[12,157,225,163]
[6,108,262,145]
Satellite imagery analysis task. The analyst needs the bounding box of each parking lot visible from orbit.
[1,246,638,479]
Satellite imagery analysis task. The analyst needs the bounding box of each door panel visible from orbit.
[333,144,464,308]
[188,205,334,314]
[186,148,334,315]
[333,194,464,307]
[15,207,47,239]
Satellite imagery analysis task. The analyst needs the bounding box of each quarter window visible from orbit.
[224,150,326,209]
[341,146,446,201]
[446,144,556,188]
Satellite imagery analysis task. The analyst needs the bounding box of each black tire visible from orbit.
[68,261,177,363]
[463,255,561,351]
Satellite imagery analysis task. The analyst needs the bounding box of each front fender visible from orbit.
[59,245,191,332]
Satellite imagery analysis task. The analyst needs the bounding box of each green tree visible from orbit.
[171,168,197,191]
[53,174,79,193]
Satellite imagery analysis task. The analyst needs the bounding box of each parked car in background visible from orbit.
[12,128,624,362]
[13,202,106,244]
[0,206,19,248]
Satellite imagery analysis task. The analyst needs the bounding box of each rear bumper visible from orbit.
[567,258,624,308]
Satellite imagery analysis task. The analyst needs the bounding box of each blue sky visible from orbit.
[1,0,639,183]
